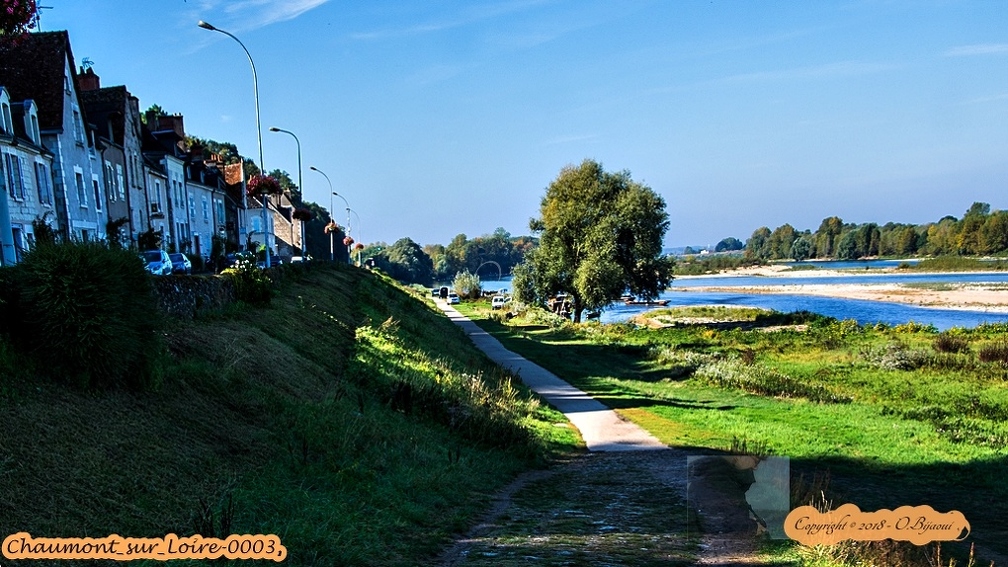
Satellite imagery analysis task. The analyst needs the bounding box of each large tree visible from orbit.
[518,159,673,322]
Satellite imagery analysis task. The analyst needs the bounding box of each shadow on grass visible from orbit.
[464,311,1008,565]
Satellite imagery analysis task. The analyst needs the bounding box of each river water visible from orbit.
[482,267,1008,330]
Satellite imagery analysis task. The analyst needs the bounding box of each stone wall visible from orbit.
[151,262,311,318]
[151,274,236,319]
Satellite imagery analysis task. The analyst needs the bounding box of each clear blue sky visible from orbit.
[43,1,1008,248]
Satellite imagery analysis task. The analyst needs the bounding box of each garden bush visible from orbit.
[11,240,162,388]
[221,252,272,304]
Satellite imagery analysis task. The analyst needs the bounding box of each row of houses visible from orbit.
[0,31,303,266]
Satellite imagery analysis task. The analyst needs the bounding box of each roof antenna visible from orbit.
[81,58,94,71]
[33,5,54,32]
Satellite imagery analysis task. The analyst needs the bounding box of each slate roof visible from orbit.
[80,85,130,144]
[0,31,79,133]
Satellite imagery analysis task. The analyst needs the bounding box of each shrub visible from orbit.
[859,342,929,371]
[933,332,970,354]
[979,342,1008,365]
[221,252,272,304]
[11,240,162,388]
[452,269,482,300]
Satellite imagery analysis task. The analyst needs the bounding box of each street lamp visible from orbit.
[332,192,351,261]
[198,19,270,267]
[269,126,305,258]
[348,208,362,265]
[310,166,336,262]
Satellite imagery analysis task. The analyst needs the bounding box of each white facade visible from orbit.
[0,88,57,265]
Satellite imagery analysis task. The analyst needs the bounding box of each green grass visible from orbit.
[457,302,1008,566]
[0,265,580,566]
[908,257,1008,272]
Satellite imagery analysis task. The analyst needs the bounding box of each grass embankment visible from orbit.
[459,301,1008,566]
[0,265,579,566]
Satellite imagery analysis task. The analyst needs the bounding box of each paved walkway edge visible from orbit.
[437,302,667,452]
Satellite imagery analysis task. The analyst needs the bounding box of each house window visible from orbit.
[251,216,261,234]
[105,162,115,202]
[1,102,11,134]
[73,110,84,144]
[75,170,87,207]
[93,177,102,212]
[30,114,40,144]
[202,196,209,221]
[154,180,162,211]
[5,153,24,201]
[189,196,195,220]
[35,162,52,205]
[116,164,125,200]
[215,200,225,225]
[11,225,24,262]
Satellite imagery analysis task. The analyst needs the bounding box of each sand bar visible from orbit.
[672,265,1008,313]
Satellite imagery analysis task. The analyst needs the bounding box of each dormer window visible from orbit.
[22,100,40,144]
[0,87,11,134]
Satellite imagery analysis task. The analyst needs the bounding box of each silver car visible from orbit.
[141,250,173,275]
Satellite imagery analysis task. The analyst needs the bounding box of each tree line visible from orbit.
[355,229,537,287]
[742,202,1008,261]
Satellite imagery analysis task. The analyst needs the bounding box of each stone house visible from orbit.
[183,156,228,261]
[0,86,56,265]
[78,68,148,247]
[142,111,190,252]
[0,31,107,242]
[270,193,303,260]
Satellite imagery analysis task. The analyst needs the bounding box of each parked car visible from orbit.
[491,295,510,310]
[257,257,283,269]
[169,253,192,275]
[447,292,460,305]
[140,250,172,276]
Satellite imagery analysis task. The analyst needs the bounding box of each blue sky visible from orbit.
[42,1,1008,248]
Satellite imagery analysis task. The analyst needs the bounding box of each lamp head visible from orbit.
[197,20,216,31]
[310,166,319,171]
[269,127,280,132]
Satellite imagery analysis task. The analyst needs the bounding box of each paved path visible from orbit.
[437,302,667,452]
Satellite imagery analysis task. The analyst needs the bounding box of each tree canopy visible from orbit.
[740,201,1008,261]
[515,159,673,322]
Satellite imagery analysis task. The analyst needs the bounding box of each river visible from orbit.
[481,267,1008,330]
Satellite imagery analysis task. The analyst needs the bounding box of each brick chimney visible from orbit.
[78,67,100,91]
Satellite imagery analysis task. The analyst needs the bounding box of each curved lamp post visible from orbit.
[349,208,362,265]
[332,192,351,261]
[309,166,336,262]
[269,126,305,258]
[198,20,270,267]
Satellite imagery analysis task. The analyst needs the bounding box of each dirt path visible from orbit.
[438,302,667,451]
[437,303,784,565]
